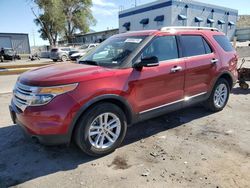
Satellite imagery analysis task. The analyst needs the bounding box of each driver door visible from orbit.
[132,35,185,115]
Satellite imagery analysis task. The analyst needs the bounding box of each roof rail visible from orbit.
[160,26,219,32]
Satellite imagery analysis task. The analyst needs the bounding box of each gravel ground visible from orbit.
[0,59,249,188]
[0,85,249,188]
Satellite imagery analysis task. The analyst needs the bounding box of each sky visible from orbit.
[0,0,249,46]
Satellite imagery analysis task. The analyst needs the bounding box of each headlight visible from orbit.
[29,83,78,106]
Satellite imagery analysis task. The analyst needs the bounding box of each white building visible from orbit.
[119,0,238,39]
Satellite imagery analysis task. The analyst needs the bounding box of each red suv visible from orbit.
[9,27,238,156]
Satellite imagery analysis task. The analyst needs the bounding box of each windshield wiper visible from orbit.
[79,60,98,66]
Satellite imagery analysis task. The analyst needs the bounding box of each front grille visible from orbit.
[13,82,36,111]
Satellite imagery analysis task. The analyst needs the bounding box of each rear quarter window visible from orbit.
[213,35,234,52]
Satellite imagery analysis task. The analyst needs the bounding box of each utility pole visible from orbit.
[135,0,137,7]
[32,29,36,47]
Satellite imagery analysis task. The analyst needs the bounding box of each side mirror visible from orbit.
[133,56,159,69]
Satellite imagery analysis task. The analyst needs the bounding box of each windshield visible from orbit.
[5,49,14,54]
[80,44,88,49]
[79,36,147,68]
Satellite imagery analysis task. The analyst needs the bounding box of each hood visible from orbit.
[19,63,115,86]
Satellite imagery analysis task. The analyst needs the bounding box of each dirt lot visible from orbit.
[0,61,250,188]
[0,87,250,188]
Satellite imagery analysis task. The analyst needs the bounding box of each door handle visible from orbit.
[171,66,182,73]
[211,58,219,64]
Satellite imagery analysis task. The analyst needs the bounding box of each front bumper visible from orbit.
[9,93,80,145]
[9,104,70,145]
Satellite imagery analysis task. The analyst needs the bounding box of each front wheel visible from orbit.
[74,103,127,157]
[204,78,230,112]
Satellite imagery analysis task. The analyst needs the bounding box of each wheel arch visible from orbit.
[68,94,134,142]
[217,72,234,90]
[210,71,235,93]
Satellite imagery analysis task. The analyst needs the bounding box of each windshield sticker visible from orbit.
[112,61,118,64]
[125,38,142,43]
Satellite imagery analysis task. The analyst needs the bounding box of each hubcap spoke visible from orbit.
[105,133,115,143]
[95,133,102,146]
[99,134,105,148]
[89,131,100,136]
[106,129,118,139]
[108,122,118,130]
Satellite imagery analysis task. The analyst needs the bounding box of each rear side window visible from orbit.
[213,35,234,52]
[141,36,179,61]
[203,38,212,54]
[51,49,58,52]
[181,35,212,57]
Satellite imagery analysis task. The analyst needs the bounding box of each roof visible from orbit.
[119,0,238,18]
[0,32,29,36]
[116,28,223,37]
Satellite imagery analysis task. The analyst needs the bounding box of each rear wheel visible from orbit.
[61,55,67,62]
[74,103,127,157]
[204,78,230,112]
[239,82,249,90]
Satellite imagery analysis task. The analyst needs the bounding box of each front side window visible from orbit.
[181,35,212,57]
[80,36,147,68]
[141,36,179,61]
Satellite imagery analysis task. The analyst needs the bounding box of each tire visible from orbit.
[53,59,57,62]
[74,102,127,157]
[61,55,67,62]
[239,82,249,90]
[204,78,230,112]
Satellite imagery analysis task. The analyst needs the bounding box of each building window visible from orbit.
[195,17,203,26]
[140,18,149,28]
[228,21,235,29]
[218,20,225,29]
[154,15,164,26]
[178,14,187,26]
[123,22,131,31]
[207,18,215,27]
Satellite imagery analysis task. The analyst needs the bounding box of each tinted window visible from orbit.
[142,36,178,61]
[203,38,213,54]
[51,48,58,52]
[181,35,207,57]
[213,35,234,52]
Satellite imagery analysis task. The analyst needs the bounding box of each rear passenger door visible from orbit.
[180,35,218,98]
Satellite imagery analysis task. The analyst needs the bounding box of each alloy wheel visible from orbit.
[88,113,121,149]
[213,83,228,108]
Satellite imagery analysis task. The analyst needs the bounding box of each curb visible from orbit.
[0,67,36,75]
[0,62,52,69]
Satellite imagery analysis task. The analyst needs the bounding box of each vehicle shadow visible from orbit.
[0,105,211,187]
[231,86,250,95]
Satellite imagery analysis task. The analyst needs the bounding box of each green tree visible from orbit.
[62,0,96,43]
[32,0,65,46]
[33,0,96,46]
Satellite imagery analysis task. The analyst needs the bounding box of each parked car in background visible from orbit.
[50,47,76,62]
[70,43,99,61]
[10,27,238,156]
[0,48,21,61]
